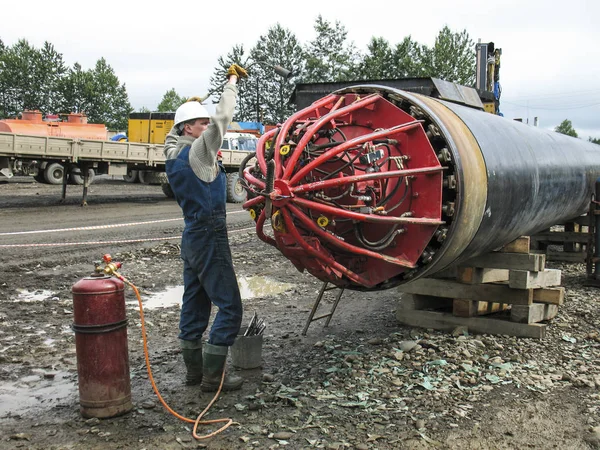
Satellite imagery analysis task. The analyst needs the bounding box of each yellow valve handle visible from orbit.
[249,209,256,220]
[317,216,329,227]
[272,210,286,232]
[279,145,290,156]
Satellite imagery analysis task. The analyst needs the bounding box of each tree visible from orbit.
[156,88,187,112]
[0,39,67,118]
[0,40,40,117]
[0,38,8,118]
[303,15,357,83]
[34,42,67,114]
[56,62,95,115]
[393,36,421,78]
[354,37,395,80]
[0,40,131,129]
[354,36,421,80]
[57,59,132,130]
[418,26,476,85]
[87,58,132,130]
[555,119,578,138]
[250,24,304,124]
[589,137,600,145]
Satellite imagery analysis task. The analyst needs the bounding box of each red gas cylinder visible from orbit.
[72,273,133,418]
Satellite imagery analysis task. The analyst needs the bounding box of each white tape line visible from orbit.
[0,209,249,236]
[0,218,183,236]
[0,226,256,248]
[0,236,182,248]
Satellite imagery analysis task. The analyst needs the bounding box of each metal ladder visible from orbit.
[302,281,345,336]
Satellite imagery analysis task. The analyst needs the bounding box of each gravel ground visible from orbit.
[0,178,599,449]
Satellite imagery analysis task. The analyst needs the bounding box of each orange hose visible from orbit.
[113,272,233,440]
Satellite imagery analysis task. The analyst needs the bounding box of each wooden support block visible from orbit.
[398,293,450,311]
[511,304,559,324]
[460,252,546,272]
[398,278,533,305]
[499,236,531,254]
[453,299,477,317]
[396,309,547,339]
[546,250,587,263]
[453,299,508,317]
[530,231,589,244]
[432,266,458,279]
[532,287,565,305]
[571,215,590,227]
[508,269,561,289]
[456,267,509,284]
[565,222,581,252]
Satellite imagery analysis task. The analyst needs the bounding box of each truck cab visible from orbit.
[221,132,258,152]
[219,132,258,203]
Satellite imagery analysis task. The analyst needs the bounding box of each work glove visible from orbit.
[186,96,203,103]
[227,63,248,79]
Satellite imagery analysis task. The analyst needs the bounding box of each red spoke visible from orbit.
[255,128,278,175]
[243,167,265,190]
[289,121,421,185]
[243,195,264,209]
[273,94,338,177]
[292,197,444,225]
[287,203,416,268]
[255,209,276,247]
[280,208,373,287]
[292,166,443,194]
[283,94,380,181]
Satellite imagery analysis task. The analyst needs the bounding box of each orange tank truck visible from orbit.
[0,110,108,140]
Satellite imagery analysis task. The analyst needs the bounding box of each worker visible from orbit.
[164,63,248,392]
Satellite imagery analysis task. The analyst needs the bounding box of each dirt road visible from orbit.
[1,177,599,449]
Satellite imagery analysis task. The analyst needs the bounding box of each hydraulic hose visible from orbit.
[102,262,233,440]
[238,151,257,180]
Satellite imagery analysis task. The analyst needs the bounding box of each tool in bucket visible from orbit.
[244,311,266,336]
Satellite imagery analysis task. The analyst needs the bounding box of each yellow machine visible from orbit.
[127,112,175,144]
[476,41,502,115]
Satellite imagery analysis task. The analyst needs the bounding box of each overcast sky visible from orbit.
[3,0,599,137]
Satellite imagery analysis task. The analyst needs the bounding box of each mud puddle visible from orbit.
[13,288,55,302]
[130,275,295,310]
[0,371,76,418]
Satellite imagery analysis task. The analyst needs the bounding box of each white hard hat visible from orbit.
[174,102,210,127]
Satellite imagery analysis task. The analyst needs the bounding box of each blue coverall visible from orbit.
[166,145,243,346]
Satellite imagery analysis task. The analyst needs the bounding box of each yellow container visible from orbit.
[128,113,175,144]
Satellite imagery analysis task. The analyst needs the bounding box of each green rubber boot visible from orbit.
[180,339,203,385]
[200,343,243,392]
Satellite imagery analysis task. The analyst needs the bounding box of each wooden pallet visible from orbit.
[396,236,564,339]
[530,215,589,263]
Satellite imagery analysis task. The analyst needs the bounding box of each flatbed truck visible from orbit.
[0,131,253,204]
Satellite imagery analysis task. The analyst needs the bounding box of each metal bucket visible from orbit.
[230,327,263,369]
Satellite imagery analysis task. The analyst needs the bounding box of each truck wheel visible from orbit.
[161,183,175,198]
[44,163,64,185]
[139,171,163,185]
[70,168,95,185]
[123,169,139,183]
[226,173,246,203]
[33,171,46,183]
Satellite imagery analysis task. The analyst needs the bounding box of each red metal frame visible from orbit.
[242,93,444,288]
